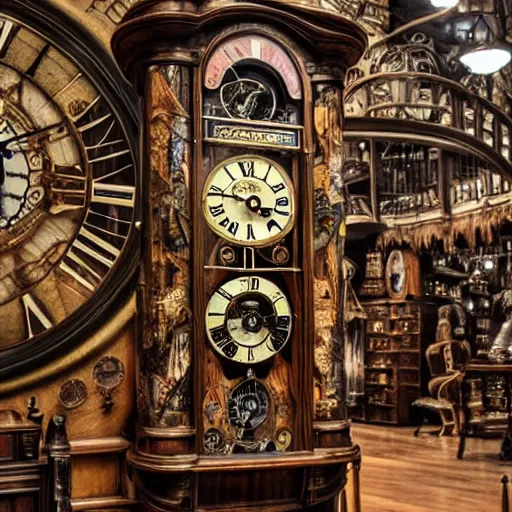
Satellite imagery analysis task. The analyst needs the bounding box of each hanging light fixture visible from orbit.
[457,1,512,74]
[460,45,511,74]
[430,0,459,8]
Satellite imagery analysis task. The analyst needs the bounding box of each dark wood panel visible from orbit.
[197,469,301,507]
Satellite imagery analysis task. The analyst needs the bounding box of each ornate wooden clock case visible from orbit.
[113,2,366,510]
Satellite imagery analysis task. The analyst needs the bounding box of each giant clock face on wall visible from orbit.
[0,17,136,351]
[203,155,295,248]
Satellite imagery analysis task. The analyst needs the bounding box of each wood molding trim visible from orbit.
[127,445,361,473]
[112,1,367,85]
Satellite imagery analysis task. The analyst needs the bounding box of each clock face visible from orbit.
[206,276,292,364]
[0,18,136,350]
[203,155,295,247]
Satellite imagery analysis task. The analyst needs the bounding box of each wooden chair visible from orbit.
[413,305,471,436]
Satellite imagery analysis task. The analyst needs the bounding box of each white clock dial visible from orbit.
[203,155,295,247]
[206,276,292,364]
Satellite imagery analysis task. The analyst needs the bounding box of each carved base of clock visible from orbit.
[129,451,360,511]
[129,422,358,511]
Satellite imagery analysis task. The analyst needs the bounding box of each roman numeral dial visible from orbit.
[205,276,293,364]
[203,155,295,247]
[0,16,137,350]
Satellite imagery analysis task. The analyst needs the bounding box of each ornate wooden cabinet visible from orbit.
[112,1,366,511]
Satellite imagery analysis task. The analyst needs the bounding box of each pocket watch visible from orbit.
[203,155,295,247]
[205,276,292,364]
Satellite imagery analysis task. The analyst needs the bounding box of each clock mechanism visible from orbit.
[228,378,270,431]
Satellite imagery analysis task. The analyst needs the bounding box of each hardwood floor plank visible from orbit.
[352,423,512,511]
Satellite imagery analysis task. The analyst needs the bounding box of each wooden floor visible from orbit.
[352,423,512,512]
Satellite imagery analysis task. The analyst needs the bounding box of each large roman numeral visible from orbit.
[59,227,121,293]
[48,166,87,212]
[21,293,53,339]
[0,20,16,57]
[92,182,135,208]
[238,160,255,178]
[78,106,131,164]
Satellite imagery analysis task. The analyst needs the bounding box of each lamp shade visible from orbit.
[460,46,512,74]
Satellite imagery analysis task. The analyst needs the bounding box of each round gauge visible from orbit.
[228,379,270,430]
[205,276,292,364]
[203,155,295,247]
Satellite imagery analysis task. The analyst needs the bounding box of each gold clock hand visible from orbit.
[3,121,66,148]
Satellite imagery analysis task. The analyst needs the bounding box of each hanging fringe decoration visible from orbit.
[376,201,512,253]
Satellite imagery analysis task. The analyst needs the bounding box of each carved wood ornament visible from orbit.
[113,1,366,510]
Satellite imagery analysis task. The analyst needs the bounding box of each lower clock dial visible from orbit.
[205,276,292,364]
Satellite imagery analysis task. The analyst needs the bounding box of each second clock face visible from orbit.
[206,276,292,364]
[203,155,295,247]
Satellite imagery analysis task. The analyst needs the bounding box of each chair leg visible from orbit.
[502,475,509,512]
[452,406,461,436]
[414,410,427,437]
[438,410,452,437]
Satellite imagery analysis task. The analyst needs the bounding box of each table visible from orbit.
[457,363,512,460]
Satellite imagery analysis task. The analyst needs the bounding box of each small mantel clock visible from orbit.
[113,1,366,511]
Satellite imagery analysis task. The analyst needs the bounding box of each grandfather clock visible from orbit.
[113,2,366,510]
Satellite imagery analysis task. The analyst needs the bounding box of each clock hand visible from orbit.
[2,121,66,148]
[207,192,245,201]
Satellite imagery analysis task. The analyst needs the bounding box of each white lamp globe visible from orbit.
[460,47,512,74]
[430,0,459,7]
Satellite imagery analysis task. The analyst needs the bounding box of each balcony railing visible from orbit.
[345,72,512,170]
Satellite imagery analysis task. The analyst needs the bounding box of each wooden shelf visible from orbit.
[367,402,396,408]
[360,299,437,425]
[353,418,399,426]
[362,298,419,305]
[366,331,420,336]
[366,350,419,354]
[428,266,470,281]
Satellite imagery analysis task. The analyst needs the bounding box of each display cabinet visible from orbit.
[112,1,366,511]
[354,299,437,425]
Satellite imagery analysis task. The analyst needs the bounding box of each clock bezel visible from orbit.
[0,2,140,381]
[202,154,296,248]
